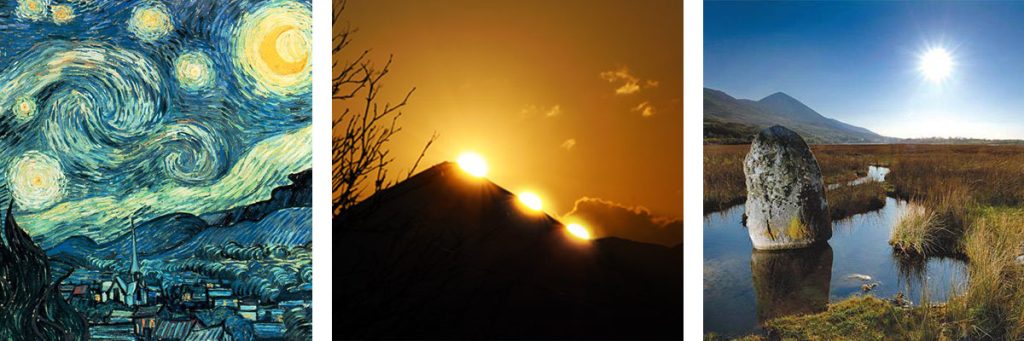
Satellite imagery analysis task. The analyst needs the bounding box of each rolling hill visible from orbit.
[704,88,889,144]
[46,169,312,267]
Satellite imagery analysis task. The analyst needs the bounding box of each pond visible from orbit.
[703,167,967,338]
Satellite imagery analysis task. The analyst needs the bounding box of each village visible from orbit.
[56,225,311,340]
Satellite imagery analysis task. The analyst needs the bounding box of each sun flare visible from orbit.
[566,223,592,240]
[517,191,543,211]
[457,152,488,177]
[920,47,953,82]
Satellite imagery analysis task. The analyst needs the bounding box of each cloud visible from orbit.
[520,104,561,118]
[599,66,658,95]
[545,105,561,117]
[563,197,682,247]
[632,101,656,117]
[560,138,576,151]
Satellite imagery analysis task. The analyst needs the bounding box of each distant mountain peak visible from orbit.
[760,91,797,102]
[704,88,887,144]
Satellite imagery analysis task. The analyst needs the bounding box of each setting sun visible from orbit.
[517,191,543,211]
[456,152,489,177]
[566,223,592,240]
[920,47,953,82]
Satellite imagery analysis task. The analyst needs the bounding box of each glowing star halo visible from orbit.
[128,3,173,42]
[175,51,215,90]
[51,4,74,24]
[457,152,488,177]
[8,151,65,211]
[566,223,592,240]
[16,0,49,21]
[517,191,543,211]
[13,97,37,121]
[234,0,312,97]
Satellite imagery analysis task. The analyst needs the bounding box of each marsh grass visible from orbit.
[829,180,887,221]
[942,208,1024,340]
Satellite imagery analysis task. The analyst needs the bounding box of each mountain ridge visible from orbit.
[704,87,888,144]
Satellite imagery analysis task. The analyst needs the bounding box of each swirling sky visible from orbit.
[0,0,311,245]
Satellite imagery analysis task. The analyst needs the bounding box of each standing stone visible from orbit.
[743,125,830,250]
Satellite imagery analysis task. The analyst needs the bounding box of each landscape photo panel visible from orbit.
[705,1,1024,339]
[334,0,683,338]
[0,0,312,339]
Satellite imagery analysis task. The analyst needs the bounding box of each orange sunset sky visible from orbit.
[335,1,683,227]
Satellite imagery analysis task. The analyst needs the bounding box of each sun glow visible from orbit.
[457,152,488,177]
[517,191,543,211]
[566,223,592,240]
[919,47,953,82]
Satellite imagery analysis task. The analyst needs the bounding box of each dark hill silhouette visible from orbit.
[0,202,88,340]
[335,162,683,339]
[704,88,887,143]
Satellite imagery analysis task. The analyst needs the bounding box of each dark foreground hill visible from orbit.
[0,202,88,340]
[335,162,683,339]
[704,88,888,144]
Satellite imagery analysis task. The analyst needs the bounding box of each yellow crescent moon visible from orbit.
[258,24,307,75]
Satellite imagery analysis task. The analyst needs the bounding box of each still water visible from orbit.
[703,167,966,337]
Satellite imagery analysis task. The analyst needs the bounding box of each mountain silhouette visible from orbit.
[335,162,683,339]
[705,88,887,143]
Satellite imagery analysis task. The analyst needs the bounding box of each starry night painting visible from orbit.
[0,0,312,340]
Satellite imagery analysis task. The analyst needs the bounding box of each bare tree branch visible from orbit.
[333,0,434,216]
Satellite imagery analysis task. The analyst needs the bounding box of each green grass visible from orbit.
[760,296,928,341]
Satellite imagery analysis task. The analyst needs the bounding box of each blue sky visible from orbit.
[705,1,1024,139]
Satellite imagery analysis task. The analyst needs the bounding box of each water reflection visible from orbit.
[752,244,833,323]
[704,196,967,337]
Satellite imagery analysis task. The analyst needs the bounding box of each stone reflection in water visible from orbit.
[751,244,833,323]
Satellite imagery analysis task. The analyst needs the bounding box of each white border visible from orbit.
[311,0,333,338]
[683,0,704,339]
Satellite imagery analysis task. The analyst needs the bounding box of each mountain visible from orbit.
[704,88,888,144]
[200,169,311,226]
[335,162,683,339]
[46,169,313,266]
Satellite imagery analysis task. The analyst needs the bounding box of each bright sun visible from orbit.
[517,191,543,211]
[457,152,488,177]
[920,47,953,82]
[566,223,591,240]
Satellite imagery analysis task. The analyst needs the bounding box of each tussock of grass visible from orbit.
[890,202,943,255]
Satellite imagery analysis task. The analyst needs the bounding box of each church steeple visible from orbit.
[130,217,139,275]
